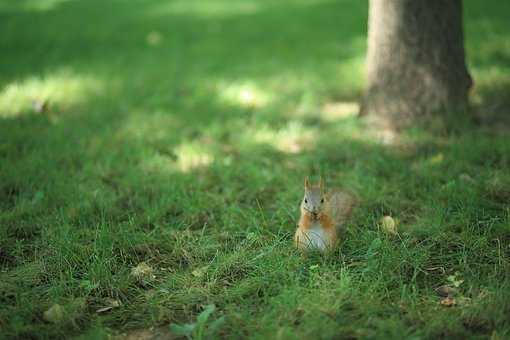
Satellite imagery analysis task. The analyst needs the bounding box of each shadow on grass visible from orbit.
[1,0,510,338]
[0,0,366,92]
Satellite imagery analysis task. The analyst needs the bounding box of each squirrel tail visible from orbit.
[328,190,357,230]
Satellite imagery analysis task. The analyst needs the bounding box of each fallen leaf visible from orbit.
[380,216,397,235]
[96,306,113,314]
[146,31,162,46]
[106,298,121,307]
[43,304,65,323]
[96,298,121,313]
[440,296,456,307]
[131,262,155,280]
[192,266,209,278]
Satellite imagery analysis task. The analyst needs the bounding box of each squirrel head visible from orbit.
[301,177,326,220]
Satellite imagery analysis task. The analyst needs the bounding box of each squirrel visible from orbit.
[294,177,356,253]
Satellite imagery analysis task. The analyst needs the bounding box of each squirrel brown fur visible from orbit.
[294,177,356,252]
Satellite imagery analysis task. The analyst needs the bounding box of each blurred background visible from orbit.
[1,0,510,339]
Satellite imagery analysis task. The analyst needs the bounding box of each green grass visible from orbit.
[1,0,510,339]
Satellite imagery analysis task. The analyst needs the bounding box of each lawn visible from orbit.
[1,0,510,339]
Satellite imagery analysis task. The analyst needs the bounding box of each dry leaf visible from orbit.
[131,262,155,280]
[192,266,209,278]
[43,304,65,323]
[96,298,121,313]
[106,298,121,307]
[96,306,113,314]
[146,31,162,46]
[380,216,397,235]
[440,296,456,307]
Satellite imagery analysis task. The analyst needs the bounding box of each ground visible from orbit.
[1,0,510,339]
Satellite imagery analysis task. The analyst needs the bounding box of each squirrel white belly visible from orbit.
[294,177,356,252]
[295,223,330,252]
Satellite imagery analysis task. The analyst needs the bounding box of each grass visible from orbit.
[1,0,510,339]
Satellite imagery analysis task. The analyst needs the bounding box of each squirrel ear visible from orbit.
[304,177,310,189]
[319,176,325,191]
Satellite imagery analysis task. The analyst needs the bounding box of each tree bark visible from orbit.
[361,0,472,126]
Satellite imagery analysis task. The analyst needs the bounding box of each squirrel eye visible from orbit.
[304,199,308,203]
[321,198,324,203]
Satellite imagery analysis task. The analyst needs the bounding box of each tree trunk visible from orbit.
[361,0,472,126]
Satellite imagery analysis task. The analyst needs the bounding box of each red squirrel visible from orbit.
[294,177,356,252]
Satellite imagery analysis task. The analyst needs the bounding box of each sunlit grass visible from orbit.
[0,0,509,339]
[247,121,317,154]
[470,67,510,105]
[119,111,181,141]
[321,101,359,121]
[217,81,271,109]
[147,0,332,18]
[0,0,71,12]
[0,69,103,117]
[335,54,366,89]
[148,0,263,17]
[143,141,215,173]
[175,142,215,172]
